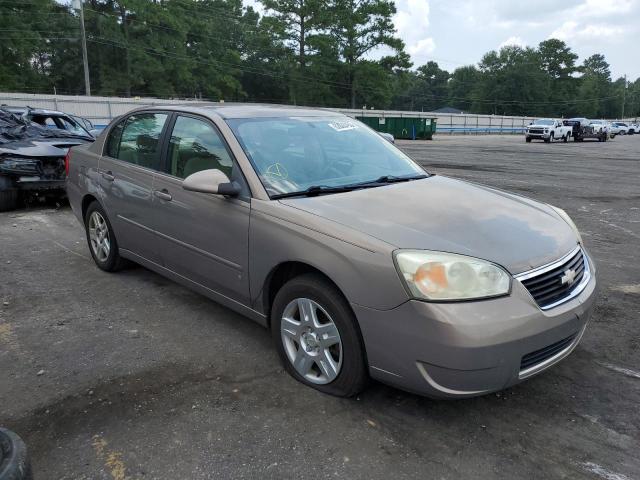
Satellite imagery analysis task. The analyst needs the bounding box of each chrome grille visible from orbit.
[528,128,544,134]
[517,247,589,310]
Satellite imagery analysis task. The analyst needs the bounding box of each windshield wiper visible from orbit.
[271,184,360,199]
[352,173,428,187]
[270,174,429,200]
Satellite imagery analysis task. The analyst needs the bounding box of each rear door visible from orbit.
[150,113,251,304]
[98,111,169,264]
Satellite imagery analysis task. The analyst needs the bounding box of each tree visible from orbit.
[474,46,548,116]
[577,54,612,118]
[447,66,480,113]
[328,0,404,107]
[537,39,578,117]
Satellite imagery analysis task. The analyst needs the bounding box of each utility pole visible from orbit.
[73,0,91,96]
[621,74,627,120]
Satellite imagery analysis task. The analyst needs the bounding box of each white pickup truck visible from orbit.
[525,118,573,143]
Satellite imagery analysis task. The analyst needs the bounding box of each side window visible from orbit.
[113,113,168,170]
[167,116,234,179]
[105,119,125,158]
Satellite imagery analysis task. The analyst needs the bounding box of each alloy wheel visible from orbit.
[88,211,110,262]
[280,298,343,384]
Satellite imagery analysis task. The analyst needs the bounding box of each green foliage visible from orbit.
[0,0,636,119]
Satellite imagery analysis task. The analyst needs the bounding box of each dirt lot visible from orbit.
[1,134,639,479]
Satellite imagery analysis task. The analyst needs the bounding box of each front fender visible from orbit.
[249,199,410,315]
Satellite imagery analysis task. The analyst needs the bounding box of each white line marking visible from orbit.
[52,240,89,259]
[580,462,632,480]
[611,284,640,295]
[599,219,640,239]
[598,362,640,380]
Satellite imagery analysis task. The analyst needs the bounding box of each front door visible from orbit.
[98,112,169,264]
[151,114,251,304]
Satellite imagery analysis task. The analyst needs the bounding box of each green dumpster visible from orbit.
[356,116,437,140]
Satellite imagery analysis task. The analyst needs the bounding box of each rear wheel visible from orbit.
[271,273,368,397]
[84,201,127,272]
[563,134,568,143]
[0,176,19,212]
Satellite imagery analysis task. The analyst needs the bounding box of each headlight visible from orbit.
[394,251,511,301]
[549,205,582,244]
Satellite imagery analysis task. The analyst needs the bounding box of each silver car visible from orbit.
[66,104,597,398]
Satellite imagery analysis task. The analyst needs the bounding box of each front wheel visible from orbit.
[84,201,127,272]
[525,136,532,143]
[271,273,368,397]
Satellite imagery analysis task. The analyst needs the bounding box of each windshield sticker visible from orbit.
[328,121,357,132]
[266,163,289,179]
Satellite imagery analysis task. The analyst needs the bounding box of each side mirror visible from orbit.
[182,169,241,197]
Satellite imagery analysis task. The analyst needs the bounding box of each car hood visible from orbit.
[0,138,88,157]
[279,176,578,274]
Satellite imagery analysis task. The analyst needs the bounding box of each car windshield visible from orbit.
[591,120,603,124]
[227,116,426,197]
[533,119,554,125]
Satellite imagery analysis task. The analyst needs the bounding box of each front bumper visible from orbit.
[526,131,550,139]
[0,157,65,191]
[353,252,598,398]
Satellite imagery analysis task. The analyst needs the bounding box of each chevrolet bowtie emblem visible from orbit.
[561,269,577,286]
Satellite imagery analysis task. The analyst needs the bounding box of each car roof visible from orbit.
[1,106,70,116]
[138,103,344,119]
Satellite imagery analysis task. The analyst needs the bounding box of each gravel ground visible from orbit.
[0,134,638,480]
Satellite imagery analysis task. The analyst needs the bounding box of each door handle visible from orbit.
[154,189,173,201]
[101,170,114,182]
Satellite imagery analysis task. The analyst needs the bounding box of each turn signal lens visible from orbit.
[395,251,511,301]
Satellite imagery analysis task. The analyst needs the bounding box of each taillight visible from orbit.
[64,151,71,176]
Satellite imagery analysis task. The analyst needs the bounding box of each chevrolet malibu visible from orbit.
[66,104,597,398]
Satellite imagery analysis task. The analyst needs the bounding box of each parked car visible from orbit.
[627,123,639,135]
[525,118,572,142]
[610,122,629,136]
[589,119,609,137]
[2,106,94,139]
[0,108,93,211]
[70,114,95,132]
[377,131,395,144]
[563,118,607,142]
[67,104,597,399]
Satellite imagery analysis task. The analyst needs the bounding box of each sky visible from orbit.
[245,0,640,80]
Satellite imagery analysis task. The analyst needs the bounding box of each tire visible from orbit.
[611,133,616,139]
[0,428,32,480]
[563,134,568,143]
[0,177,19,213]
[270,273,368,397]
[84,201,127,272]
[544,136,550,143]
[525,136,531,143]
